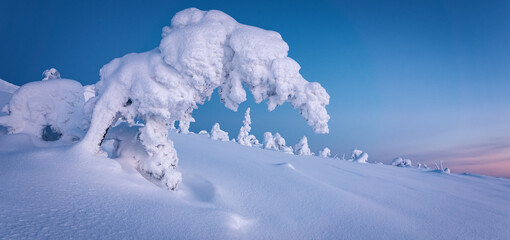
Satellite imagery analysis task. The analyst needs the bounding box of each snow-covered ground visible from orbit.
[0,8,509,239]
[0,128,509,239]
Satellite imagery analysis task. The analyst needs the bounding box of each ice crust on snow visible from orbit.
[0,79,86,141]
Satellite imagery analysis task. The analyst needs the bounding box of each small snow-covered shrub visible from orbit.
[274,133,293,154]
[319,147,331,158]
[237,108,258,146]
[263,132,277,150]
[351,148,368,163]
[0,79,86,141]
[210,123,229,141]
[295,136,312,156]
[392,157,412,167]
[42,68,61,81]
[80,8,330,191]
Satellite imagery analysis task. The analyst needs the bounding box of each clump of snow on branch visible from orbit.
[42,68,61,81]
[83,84,96,102]
[319,147,331,158]
[294,136,312,156]
[392,157,412,167]
[237,108,258,146]
[210,123,229,141]
[351,148,368,163]
[0,79,86,141]
[80,8,329,191]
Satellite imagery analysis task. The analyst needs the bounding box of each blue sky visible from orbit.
[1,0,509,177]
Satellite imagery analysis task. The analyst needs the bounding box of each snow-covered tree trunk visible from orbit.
[138,119,182,190]
[294,136,312,156]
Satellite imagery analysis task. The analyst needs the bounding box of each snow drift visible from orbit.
[0,129,509,239]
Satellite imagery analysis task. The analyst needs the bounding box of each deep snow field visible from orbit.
[0,78,509,239]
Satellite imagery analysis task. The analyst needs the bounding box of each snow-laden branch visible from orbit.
[80,8,330,190]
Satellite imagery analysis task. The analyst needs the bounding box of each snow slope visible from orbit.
[0,79,18,114]
[0,130,509,239]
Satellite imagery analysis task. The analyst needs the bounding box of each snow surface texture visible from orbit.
[210,123,229,141]
[0,79,86,141]
[0,129,509,239]
[80,8,329,190]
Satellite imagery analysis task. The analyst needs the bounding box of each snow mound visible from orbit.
[0,79,86,141]
[0,78,19,94]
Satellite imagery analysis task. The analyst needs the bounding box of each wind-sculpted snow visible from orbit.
[81,8,329,190]
[1,130,509,239]
[0,79,86,141]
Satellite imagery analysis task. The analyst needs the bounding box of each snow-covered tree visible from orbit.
[319,147,331,158]
[392,157,412,167]
[262,132,277,150]
[274,132,293,154]
[294,136,312,156]
[237,108,258,146]
[210,123,229,141]
[351,148,368,163]
[42,68,61,81]
[0,79,86,141]
[80,8,330,191]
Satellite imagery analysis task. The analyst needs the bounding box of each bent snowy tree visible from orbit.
[80,8,330,190]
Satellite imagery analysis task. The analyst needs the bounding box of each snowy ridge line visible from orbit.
[0,78,19,93]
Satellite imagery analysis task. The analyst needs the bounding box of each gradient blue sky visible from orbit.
[1,0,509,177]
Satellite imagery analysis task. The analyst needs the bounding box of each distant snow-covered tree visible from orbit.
[0,79,86,142]
[80,8,330,191]
[42,68,61,81]
[263,132,277,150]
[319,147,331,158]
[210,123,229,141]
[351,148,368,163]
[237,108,258,146]
[294,136,312,156]
[392,157,412,167]
[274,132,293,154]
